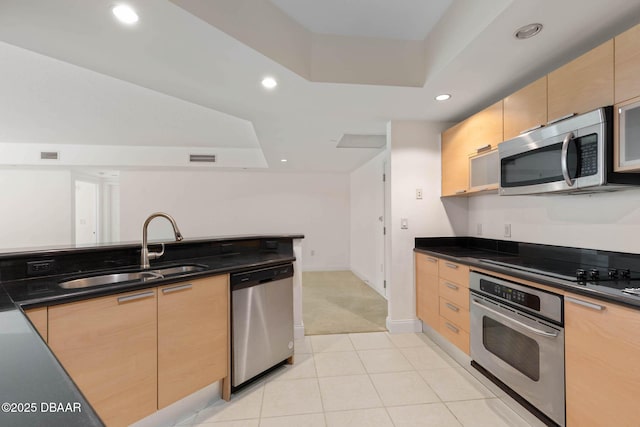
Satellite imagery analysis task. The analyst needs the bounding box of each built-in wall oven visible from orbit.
[470,272,565,426]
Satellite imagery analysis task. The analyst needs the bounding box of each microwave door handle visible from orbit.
[560,132,576,187]
[471,298,559,338]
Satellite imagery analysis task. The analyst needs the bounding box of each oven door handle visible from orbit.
[560,132,576,187]
[471,298,559,338]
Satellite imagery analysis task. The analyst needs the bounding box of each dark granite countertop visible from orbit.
[0,287,103,427]
[5,252,295,308]
[0,234,302,427]
[414,237,640,310]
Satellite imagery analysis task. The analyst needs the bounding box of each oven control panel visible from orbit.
[480,279,541,311]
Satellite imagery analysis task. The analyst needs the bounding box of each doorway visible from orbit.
[74,180,99,245]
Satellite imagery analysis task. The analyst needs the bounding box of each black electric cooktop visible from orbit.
[479,258,640,298]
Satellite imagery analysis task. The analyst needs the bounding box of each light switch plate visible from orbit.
[401,218,408,229]
[504,224,511,237]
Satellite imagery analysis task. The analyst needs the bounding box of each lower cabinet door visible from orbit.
[158,275,229,408]
[48,289,158,427]
[565,293,640,426]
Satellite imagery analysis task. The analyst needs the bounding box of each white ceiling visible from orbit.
[269,0,452,41]
[0,0,639,173]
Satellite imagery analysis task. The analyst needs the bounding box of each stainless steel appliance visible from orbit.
[499,106,640,195]
[470,272,565,426]
[231,264,294,388]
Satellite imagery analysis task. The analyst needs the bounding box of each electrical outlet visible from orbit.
[477,223,483,236]
[416,188,423,199]
[504,224,512,238]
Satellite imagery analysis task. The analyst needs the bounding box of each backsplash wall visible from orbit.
[466,188,640,254]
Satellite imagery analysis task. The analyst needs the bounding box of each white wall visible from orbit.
[468,190,640,254]
[119,170,350,271]
[387,121,468,333]
[0,169,72,250]
[349,150,388,296]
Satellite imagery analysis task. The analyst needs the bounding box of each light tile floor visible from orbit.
[174,332,538,427]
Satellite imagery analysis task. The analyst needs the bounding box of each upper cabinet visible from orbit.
[547,40,614,121]
[615,23,640,103]
[441,101,503,197]
[503,76,547,140]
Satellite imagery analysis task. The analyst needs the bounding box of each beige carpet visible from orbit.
[302,271,388,335]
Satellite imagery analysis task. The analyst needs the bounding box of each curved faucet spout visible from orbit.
[141,212,183,269]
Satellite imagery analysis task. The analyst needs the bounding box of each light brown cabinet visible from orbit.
[49,289,158,427]
[548,40,614,121]
[415,254,470,355]
[615,23,640,103]
[158,275,229,408]
[415,253,439,329]
[441,101,503,197]
[437,259,470,354]
[565,293,640,427]
[24,306,47,342]
[503,76,547,140]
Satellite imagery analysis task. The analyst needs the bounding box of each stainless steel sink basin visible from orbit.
[58,264,207,289]
[59,271,163,289]
[151,265,206,276]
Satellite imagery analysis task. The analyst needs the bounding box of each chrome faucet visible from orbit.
[141,212,183,269]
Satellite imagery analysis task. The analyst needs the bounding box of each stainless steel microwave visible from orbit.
[498,106,640,195]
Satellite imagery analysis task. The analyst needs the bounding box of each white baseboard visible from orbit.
[294,324,305,340]
[131,381,220,427]
[386,317,422,334]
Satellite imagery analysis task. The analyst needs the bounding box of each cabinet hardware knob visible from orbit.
[117,291,154,304]
[445,322,459,333]
[445,282,459,290]
[566,296,605,311]
[446,303,460,312]
[162,284,193,294]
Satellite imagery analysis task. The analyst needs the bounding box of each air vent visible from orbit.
[40,151,59,160]
[336,134,386,149]
[189,154,216,163]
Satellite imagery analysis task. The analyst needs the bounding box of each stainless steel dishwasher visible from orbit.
[231,263,294,389]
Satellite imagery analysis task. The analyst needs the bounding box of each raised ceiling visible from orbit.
[269,0,453,41]
[0,0,639,172]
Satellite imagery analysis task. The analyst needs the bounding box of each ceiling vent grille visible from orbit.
[336,134,386,149]
[189,154,216,163]
[40,151,59,160]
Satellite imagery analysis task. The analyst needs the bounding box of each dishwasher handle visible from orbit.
[231,263,294,290]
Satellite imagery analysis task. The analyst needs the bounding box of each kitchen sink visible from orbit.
[151,265,206,276]
[58,264,207,289]
[59,271,163,289]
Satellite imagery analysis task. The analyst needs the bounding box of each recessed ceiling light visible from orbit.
[435,94,451,101]
[112,5,139,24]
[280,159,288,162]
[262,77,278,89]
[514,23,543,40]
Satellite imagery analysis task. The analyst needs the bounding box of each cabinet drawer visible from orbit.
[439,297,469,332]
[438,278,470,309]
[439,316,470,355]
[420,254,439,276]
[438,259,469,285]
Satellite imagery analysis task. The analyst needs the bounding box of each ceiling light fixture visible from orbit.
[112,4,139,24]
[262,77,278,89]
[435,94,451,101]
[280,159,288,162]
[514,23,543,40]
